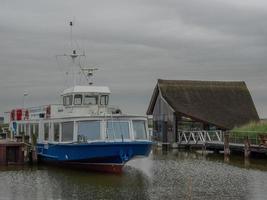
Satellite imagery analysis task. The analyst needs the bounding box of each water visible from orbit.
[0,149,267,200]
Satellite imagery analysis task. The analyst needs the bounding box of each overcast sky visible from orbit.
[1,0,267,118]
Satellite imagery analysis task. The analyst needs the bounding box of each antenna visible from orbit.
[80,67,98,85]
[56,20,85,86]
[69,20,79,59]
[70,21,73,50]
[56,20,99,87]
[69,20,78,59]
[23,90,29,108]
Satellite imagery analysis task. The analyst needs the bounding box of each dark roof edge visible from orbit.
[146,81,160,115]
[241,82,260,121]
[158,79,246,85]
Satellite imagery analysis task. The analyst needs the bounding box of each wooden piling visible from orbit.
[224,132,230,155]
[244,136,251,158]
[29,149,38,164]
[30,132,38,164]
[224,131,230,162]
[201,143,206,155]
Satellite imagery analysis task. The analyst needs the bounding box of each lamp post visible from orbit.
[23,90,28,108]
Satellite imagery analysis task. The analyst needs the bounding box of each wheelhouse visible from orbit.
[62,86,110,107]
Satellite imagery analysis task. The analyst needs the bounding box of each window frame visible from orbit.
[61,121,74,142]
[44,123,49,141]
[18,123,23,135]
[63,95,73,106]
[53,122,60,142]
[34,123,39,139]
[74,94,83,105]
[77,120,101,141]
[132,120,147,140]
[106,120,130,140]
[83,95,98,105]
[100,95,109,105]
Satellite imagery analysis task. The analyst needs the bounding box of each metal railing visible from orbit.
[177,130,223,144]
[229,131,262,145]
[152,129,267,146]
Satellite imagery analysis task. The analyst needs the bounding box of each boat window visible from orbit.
[26,124,30,135]
[74,94,83,105]
[84,95,98,105]
[30,123,39,140]
[30,124,34,135]
[62,121,73,141]
[44,123,49,141]
[78,121,100,141]
[35,124,39,138]
[106,121,130,140]
[18,124,23,135]
[53,123,60,142]
[63,95,73,106]
[100,95,109,105]
[133,120,147,140]
[18,124,26,135]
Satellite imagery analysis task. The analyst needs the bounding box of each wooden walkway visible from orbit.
[176,130,267,155]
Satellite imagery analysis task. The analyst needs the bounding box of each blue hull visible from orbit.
[37,141,152,172]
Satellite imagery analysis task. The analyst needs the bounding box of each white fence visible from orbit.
[178,130,223,145]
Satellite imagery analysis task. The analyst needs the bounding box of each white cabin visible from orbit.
[21,85,118,120]
[7,85,149,144]
[58,85,112,117]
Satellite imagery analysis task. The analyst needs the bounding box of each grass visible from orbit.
[231,121,267,138]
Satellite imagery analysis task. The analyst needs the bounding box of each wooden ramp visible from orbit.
[177,130,267,155]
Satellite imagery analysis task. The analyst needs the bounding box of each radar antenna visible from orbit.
[80,67,98,85]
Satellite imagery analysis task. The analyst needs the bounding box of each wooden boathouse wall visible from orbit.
[152,93,176,144]
[147,79,260,148]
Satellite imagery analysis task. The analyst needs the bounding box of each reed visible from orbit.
[231,121,267,138]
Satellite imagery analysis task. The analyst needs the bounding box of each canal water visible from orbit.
[0,149,267,200]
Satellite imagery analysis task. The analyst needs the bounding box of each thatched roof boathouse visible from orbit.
[147,79,259,146]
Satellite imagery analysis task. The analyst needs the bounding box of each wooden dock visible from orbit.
[205,141,267,154]
[0,140,25,165]
[174,130,267,158]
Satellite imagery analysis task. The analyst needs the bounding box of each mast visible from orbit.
[57,21,99,87]
[69,21,78,86]
[56,21,83,87]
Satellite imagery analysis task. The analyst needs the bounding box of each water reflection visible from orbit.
[0,149,267,199]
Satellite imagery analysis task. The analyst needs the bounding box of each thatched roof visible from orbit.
[147,79,259,129]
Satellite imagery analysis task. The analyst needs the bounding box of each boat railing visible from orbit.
[26,104,62,111]
[107,105,122,114]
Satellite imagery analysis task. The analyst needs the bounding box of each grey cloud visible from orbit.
[0,0,267,117]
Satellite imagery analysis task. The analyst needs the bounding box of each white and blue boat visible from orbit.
[7,22,152,173]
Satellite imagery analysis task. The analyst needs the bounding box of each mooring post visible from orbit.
[31,149,38,164]
[202,143,206,155]
[224,131,230,162]
[244,136,251,159]
[201,131,206,155]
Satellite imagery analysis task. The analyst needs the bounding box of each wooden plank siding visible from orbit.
[147,79,260,144]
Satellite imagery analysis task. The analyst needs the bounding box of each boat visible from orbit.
[6,22,152,173]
